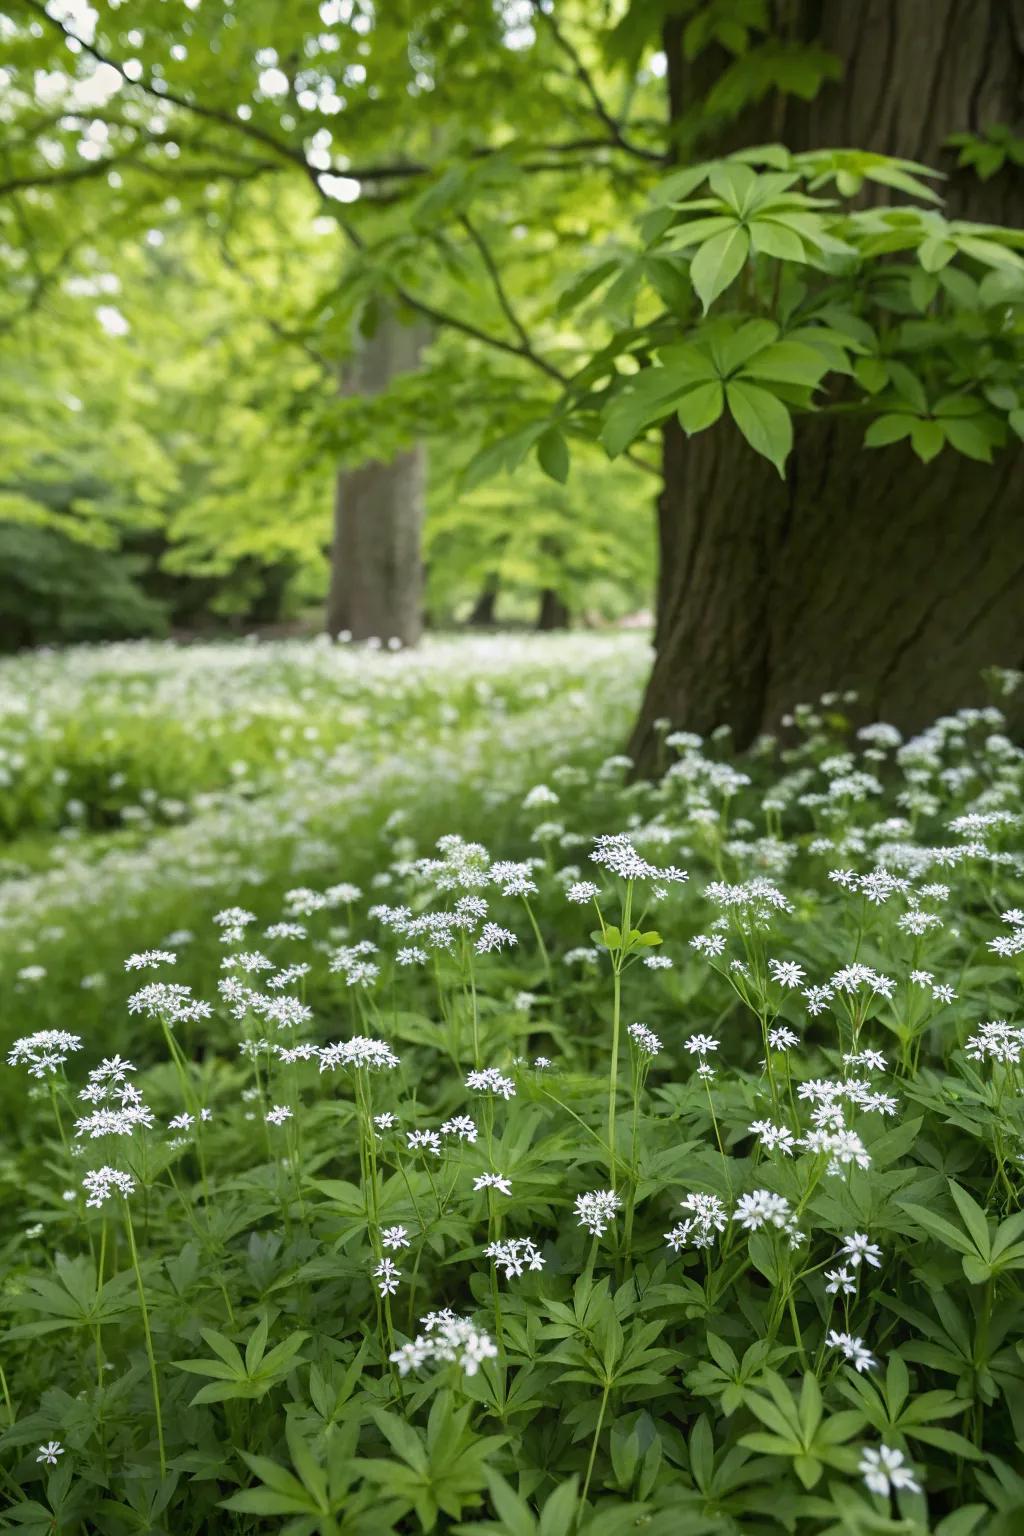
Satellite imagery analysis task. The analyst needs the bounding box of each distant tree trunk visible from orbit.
[537,588,570,630]
[326,314,427,645]
[468,574,500,627]
[629,0,1024,770]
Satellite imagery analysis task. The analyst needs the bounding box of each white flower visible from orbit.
[124,950,176,970]
[628,1022,662,1056]
[735,1189,792,1232]
[265,1105,292,1126]
[440,1115,478,1143]
[567,881,600,904]
[318,1036,400,1071]
[82,1166,136,1209]
[827,1330,876,1373]
[685,1033,719,1056]
[473,1173,512,1196]
[825,1266,856,1296]
[841,1232,882,1269]
[490,860,539,898]
[803,985,834,1016]
[859,1444,921,1496]
[486,1236,545,1279]
[590,834,657,881]
[574,1189,622,1237]
[666,1192,727,1253]
[475,924,518,955]
[390,1314,497,1377]
[769,959,806,989]
[7,1030,83,1077]
[406,1130,442,1157]
[373,1258,401,1296]
[35,1442,64,1465]
[381,1226,410,1251]
[749,1120,795,1155]
[465,1067,516,1100]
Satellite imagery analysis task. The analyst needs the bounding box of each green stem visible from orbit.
[608,966,622,1186]
[578,1383,611,1521]
[522,897,552,987]
[123,1201,166,1479]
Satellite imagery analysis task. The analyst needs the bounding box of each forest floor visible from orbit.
[1,633,1021,1533]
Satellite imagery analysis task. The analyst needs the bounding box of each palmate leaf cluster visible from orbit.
[477,147,1024,483]
[1,642,1024,1533]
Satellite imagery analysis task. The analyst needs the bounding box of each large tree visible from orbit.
[623,0,1024,764]
[3,0,1022,753]
[326,313,428,644]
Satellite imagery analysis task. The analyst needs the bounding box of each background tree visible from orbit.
[2,0,1022,754]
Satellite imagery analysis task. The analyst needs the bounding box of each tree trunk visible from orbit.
[326,314,427,645]
[537,588,570,631]
[467,574,500,627]
[629,0,1024,768]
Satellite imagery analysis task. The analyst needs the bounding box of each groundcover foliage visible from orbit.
[3,652,1024,1534]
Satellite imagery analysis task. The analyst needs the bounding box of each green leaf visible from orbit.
[676,381,724,435]
[725,380,792,475]
[539,1476,579,1536]
[536,428,570,485]
[715,319,778,373]
[947,1181,991,1257]
[740,341,830,388]
[854,357,888,395]
[245,1315,269,1375]
[690,226,750,312]
[462,423,545,489]
[910,419,945,463]
[601,354,714,456]
[897,1202,977,1257]
[956,235,1024,271]
[942,417,997,462]
[919,236,956,272]
[748,218,808,262]
[864,414,916,448]
[707,161,758,214]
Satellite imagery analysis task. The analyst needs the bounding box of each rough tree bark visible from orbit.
[628,0,1024,769]
[326,314,426,645]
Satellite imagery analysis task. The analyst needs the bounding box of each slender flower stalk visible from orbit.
[122,1201,166,1479]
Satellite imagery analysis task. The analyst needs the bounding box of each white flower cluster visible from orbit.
[485,1236,545,1279]
[389,1312,498,1378]
[318,1036,400,1072]
[7,1029,83,1078]
[665,1192,727,1253]
[965,1019,1024,1065]
[82,1165,136,1208]
[465,1067,516,1099]
[574,1188,622,1237]
[628,1021,662,1056]
[590,833,687,887]
[127,981,212,1025]
[75,1057,153,1140]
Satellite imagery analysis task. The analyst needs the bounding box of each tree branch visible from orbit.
[15,0,624,407]
[458,214,561,374]
[532,4,664,164]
